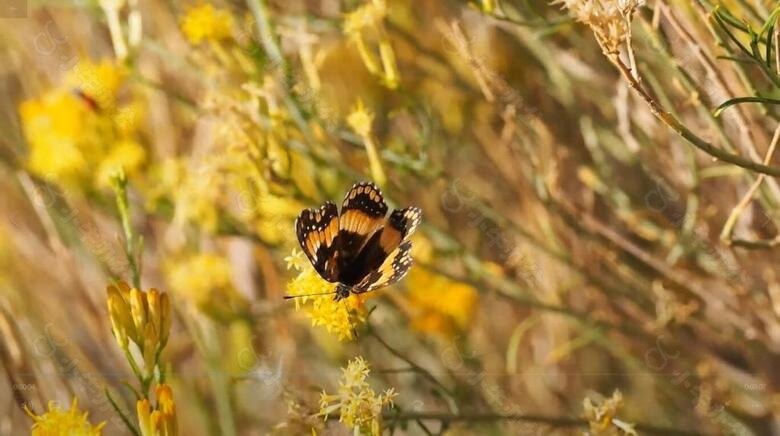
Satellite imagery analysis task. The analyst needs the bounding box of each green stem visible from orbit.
[105,388,141,436]
[112,171,141,289]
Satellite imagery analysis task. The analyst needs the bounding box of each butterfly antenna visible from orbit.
[283,291,337,300]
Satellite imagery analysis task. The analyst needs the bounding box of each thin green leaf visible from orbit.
[766,24,774,69]
[714,96,780,116]
[713,10,753,58]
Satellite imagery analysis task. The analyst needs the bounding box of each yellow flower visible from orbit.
[347,100,386,186]
[286,250,368,341]
[583,390,637,435]
[20,90,89,184]
[180,4,234,44]
[346,99,374,138]
[406,268,479,338]
[95,139,146,189]
[65,58,127,109]
[284,248,309,271]
[318,356,397,436]
[26,398,105,436]
[106,282,171,372]
[137,384,178,436]
[165,253,249,320]
[342,0,399,89]
[343,0,387,37]
[166,253,232,305]
[19,58,145,191]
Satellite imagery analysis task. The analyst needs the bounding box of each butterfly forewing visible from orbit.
[379,207,422,250]
[295,201,341,282]
[337,182,388,272]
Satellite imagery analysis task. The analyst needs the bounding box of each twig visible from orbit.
[610,54,780,176]
[366,327,456,399]
[721,124,780,247]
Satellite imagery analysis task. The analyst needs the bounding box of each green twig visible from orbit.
[105,388,141,436]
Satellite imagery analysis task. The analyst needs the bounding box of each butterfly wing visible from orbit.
[337,182,388,277]
[350,207,422,292]
[353,241,414,293]
[379,207,422,250]
[295,201,341,282]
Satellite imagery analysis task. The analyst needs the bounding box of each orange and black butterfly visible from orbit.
[291,181,421,301]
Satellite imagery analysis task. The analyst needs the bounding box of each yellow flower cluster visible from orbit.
[319,356,397,435]
[26,398,105,436]
[285,249,367,341]
[19,59,144,190]
[137,384,178,436]
[180,4,234,44]
[106,282,171,373]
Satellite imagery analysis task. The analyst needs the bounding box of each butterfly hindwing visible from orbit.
[354,241,414,293]
[338,182,388,270]
[344,207,422,289]
[295,201,340,282]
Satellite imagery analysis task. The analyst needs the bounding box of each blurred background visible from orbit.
[1,0,780,434]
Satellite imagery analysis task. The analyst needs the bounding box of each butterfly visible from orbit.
[292,181,422,301]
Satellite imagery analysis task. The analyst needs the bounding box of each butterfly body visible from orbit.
[295,182,421,301]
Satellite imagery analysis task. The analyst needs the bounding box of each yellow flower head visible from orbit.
[343,0,387,37]
[20,90,89,184]
[180,4,234,44]
[318,356,397,436]
[26,398,105,436]
[137,384,178,436]
[65,58,127,109]
[286,249,368,341]
[347,99,374,138]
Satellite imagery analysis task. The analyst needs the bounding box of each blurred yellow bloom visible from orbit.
[166,253,231,305]
[96,139,146,189]
[343,0,399,88]
[66,58,127,109]
[180,4,234,44]
[318,356,397,436]
[20,90,89,183]
[19,58,144,190]
[26,398,105,436]
[286,250,368,341]
[347,100,386,186]
[347,99,374,138]
[137,384,178,436]
[343,0,387,37]
[106,282,171,372]
[165,253,249,320]
[406,268,479,337]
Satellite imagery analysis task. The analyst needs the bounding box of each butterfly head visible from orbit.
[334,283,352,301]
